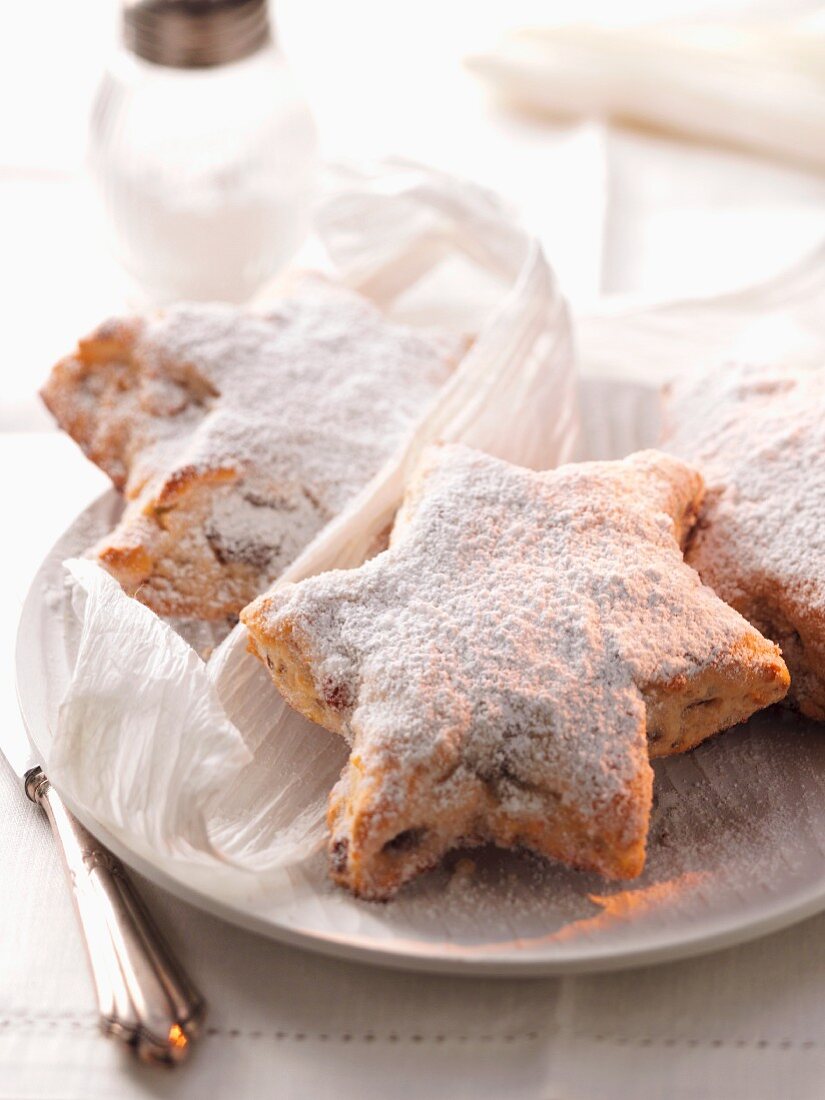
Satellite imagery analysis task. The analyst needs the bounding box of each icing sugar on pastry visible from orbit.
[41,275,463,619]
[664,360,825,719]
[242,445,789,900]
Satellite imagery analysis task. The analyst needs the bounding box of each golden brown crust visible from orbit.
[244,601,347,736]
[324,755,651,900]
[41,321,143,491]
[644,634,790,757]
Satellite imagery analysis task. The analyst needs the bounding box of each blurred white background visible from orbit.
[2,0,824,418]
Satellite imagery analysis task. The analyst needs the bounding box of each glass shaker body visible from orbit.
[90,43,317,303]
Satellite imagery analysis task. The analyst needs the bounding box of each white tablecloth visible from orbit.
[4,2,825,1096]
[5,740,825,1100]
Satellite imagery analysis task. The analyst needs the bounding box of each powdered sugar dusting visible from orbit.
[253,445,786,896]
[665,361,825,718]
[140,280,459,497]
[291,708,820,944]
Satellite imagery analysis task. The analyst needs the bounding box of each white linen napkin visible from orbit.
[467,14,825,172]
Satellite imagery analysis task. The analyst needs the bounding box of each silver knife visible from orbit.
[1,717,206,1065]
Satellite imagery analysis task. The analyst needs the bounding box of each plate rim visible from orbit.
[15,487,825,978]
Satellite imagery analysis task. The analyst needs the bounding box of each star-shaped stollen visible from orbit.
[242,445,789,899]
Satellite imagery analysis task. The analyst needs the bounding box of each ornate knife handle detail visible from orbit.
[25,769,205,1065]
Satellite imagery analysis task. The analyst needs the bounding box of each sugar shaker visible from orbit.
[90,0,317,303]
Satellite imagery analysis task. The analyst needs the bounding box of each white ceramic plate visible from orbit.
[16,378,825,975]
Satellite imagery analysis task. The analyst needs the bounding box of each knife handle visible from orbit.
[26,769,205,1065]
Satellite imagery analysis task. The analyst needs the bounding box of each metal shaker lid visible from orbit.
[123,0,271,69]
